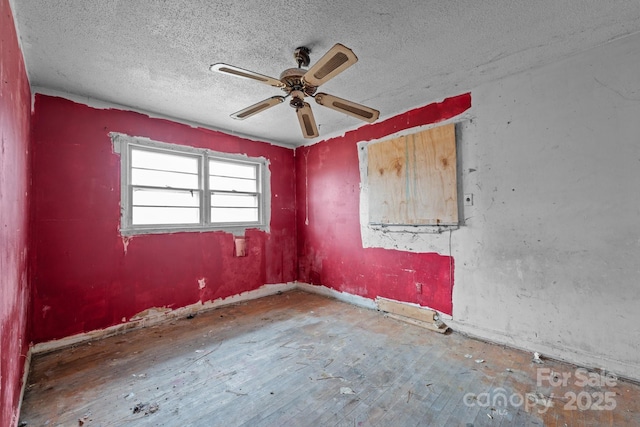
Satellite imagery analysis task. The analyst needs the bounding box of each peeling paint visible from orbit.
[122,236,133,254]
[32,283,297,355]
[198,278,206,289]
[1,1,32,423]
[130,307,171,321]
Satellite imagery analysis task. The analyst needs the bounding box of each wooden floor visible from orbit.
[20,291,640,426]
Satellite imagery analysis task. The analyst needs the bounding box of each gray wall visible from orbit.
[360,31,640,380]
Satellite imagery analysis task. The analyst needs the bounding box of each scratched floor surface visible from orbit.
[19,290,640,426]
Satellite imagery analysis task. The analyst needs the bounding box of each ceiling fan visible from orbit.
[210,43,380,139]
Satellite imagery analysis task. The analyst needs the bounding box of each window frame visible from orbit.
[112,133,270,236]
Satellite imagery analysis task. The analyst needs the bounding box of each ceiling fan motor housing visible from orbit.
[279,68,317,97]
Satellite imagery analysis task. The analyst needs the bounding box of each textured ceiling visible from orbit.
[12,0,640,147]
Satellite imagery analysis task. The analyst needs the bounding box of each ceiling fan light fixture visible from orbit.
[290,97,305,110]
[289,90,306,110]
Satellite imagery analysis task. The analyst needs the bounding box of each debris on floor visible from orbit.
[78,412,92,425]
[132,402,160,415]
[464,354,473,358]
[475,359,485,364]
[340,387,356,395]
[532,352,544,364]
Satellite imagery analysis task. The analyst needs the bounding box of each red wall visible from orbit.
[30,95,296,343]
[29,88,469,346]
[295,94,471,315]
[0,0,32,424]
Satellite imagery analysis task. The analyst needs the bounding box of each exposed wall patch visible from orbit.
[234,237,247,257]
[122,236,133,254]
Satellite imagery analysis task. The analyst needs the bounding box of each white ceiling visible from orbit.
[12,1,640,147]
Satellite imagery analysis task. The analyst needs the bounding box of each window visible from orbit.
[209,159,260,224]
[112,133,269,235]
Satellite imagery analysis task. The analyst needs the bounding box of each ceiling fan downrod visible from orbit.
[294,46,311,68]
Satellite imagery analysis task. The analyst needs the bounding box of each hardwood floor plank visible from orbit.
[328,325,445,425]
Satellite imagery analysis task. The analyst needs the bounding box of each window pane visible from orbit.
[132,169,199,189]
[211,193,257,208]
[132,148,198,174]
[132,206,200,225]
[209,176,257,192]
[209,160,256,179]
[133,188,200,207]
[211,208,259,223]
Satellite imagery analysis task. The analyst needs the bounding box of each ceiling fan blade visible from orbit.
[296,102,319,139]
[315,93,379,123]
[230,96,285,120]
[302,43,358,87]
[210,63,284,88]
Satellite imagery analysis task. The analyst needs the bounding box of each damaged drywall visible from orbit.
[446,32,640,381]
[32,282,298,354]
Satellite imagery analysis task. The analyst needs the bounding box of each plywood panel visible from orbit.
[377,297,437,322]
[367,135,409,223]
[368,124,458,225]
[377,297,448,333]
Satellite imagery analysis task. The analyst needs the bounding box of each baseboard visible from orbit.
[446,319,640,384]
[31,283,437,354]
[15,346,32,426]
[32,282,297,355]
[294,282,378,310]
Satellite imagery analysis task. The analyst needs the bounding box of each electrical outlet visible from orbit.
[464,193,474,206]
